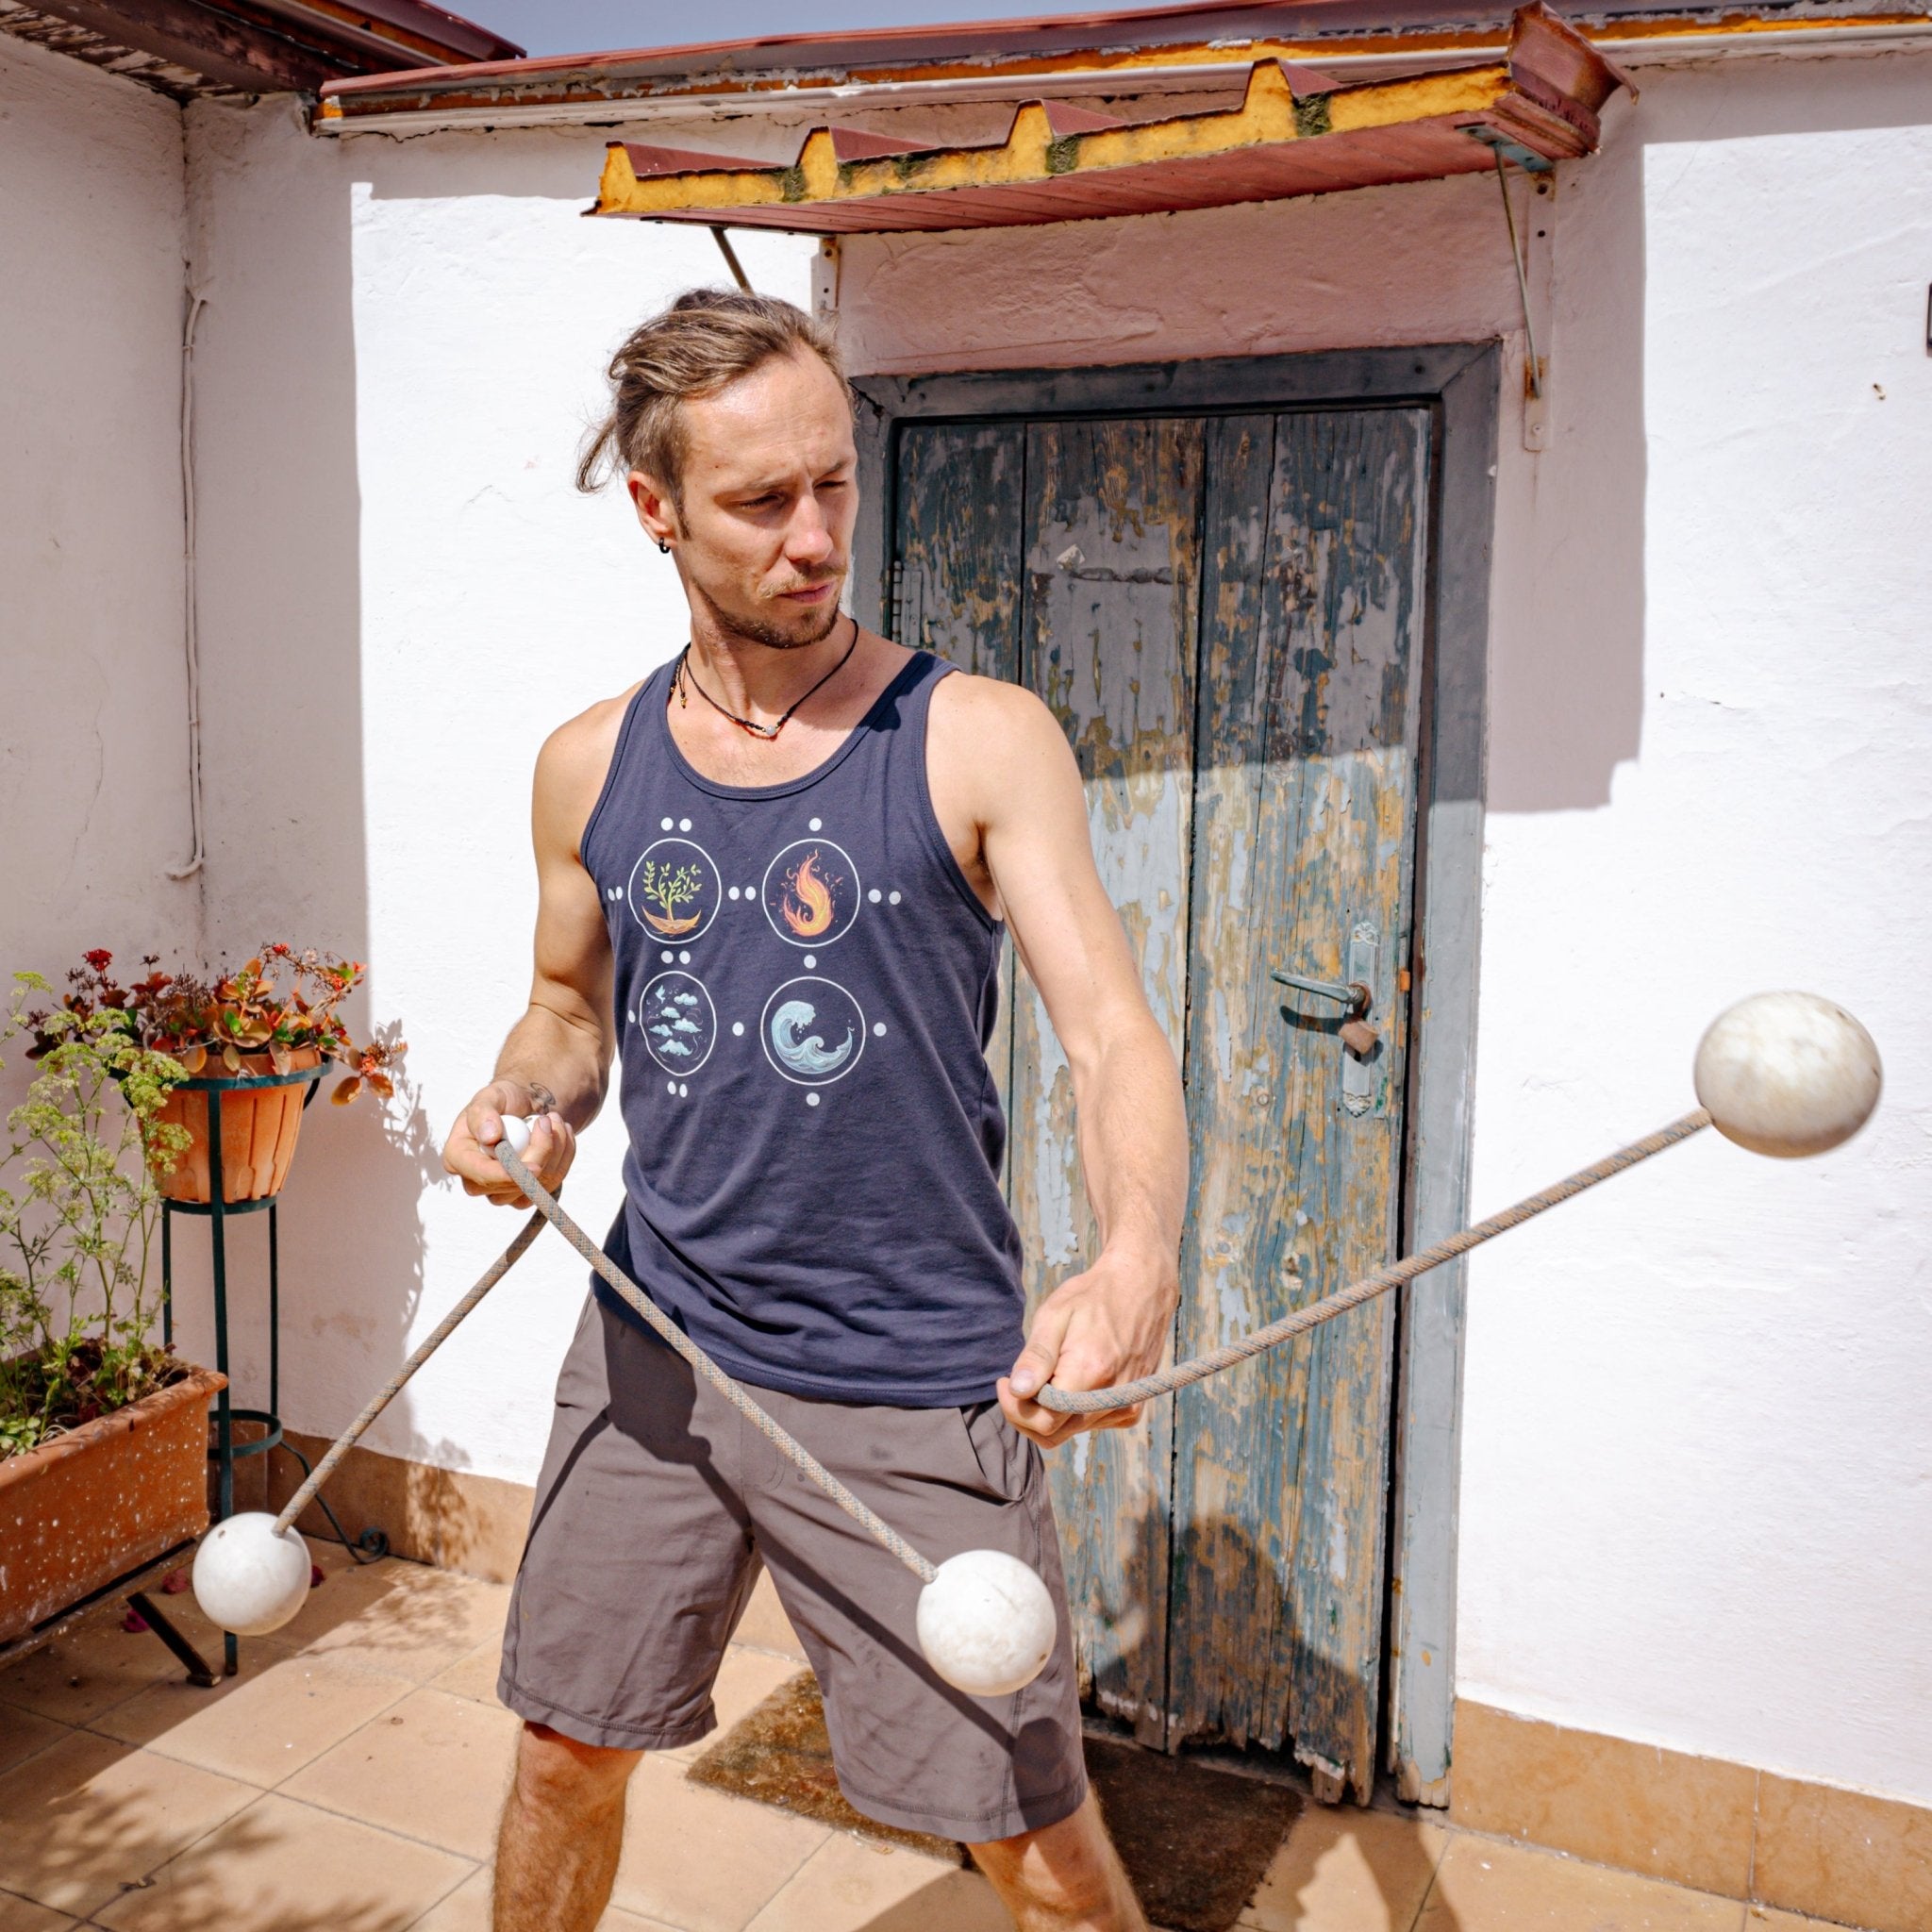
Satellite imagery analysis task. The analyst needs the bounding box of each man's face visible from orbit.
[633,349,858,652]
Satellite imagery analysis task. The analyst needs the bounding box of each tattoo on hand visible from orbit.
[525,1081,559,1116]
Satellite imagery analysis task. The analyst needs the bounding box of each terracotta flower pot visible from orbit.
[153,1048,323,1204]
[0,1366,225,1643]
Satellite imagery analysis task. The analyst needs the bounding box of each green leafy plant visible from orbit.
[1,974,192,1459]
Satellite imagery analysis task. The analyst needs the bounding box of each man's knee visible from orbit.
[512,1721,641,1811]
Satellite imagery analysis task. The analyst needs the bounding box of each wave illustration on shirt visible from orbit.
[769,999,854,1076]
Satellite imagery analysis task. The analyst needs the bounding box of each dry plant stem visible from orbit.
[273,1208,546,1535]
[1036,1109,1714,1415]
[494,1143,939,1585]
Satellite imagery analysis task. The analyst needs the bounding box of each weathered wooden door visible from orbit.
[893,403,1430,1799]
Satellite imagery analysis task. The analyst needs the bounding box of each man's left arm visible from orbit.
[945,677,1190,1444]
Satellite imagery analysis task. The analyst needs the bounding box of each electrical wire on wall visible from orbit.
[168,289,208,882]
[1494,154,1542,402]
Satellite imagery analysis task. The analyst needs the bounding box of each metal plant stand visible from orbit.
[0,1539,221,1687]
[160,1067,386,1674]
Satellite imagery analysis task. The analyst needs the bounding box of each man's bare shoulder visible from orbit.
[929,668,1064,757]
[534,683,644,851]
[541,684,641,774]
[929,667,1075,803]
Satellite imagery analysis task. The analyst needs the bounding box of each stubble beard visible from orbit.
[691,572,848,654]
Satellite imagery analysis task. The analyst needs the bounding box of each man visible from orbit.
[442,288,1188,1932]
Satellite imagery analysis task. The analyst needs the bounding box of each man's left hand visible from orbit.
[997,1246,1178,1445]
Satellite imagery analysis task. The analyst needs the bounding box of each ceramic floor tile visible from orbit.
[0,1889,80,1932]
[731,1573,808,1662]
[744,1833,1009,1932]
[1241,1805,1450,1931]
[91,1648,410,1786]
[281,1685,520,1860]
[608,1752,828,1931]
[92,1791,473,1932]
[0,1707,71,1777]
[285,1557,510,1686]
[1416,1837,1745,1931]
[0,1726,256,1917]
[659,1647,810,1764]
[408,1864,679,1931]
[427,1638,506,1706]
[0,1609,212,1728]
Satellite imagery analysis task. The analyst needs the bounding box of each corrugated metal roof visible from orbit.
[2,0,521,99]
[586,4,1622,235]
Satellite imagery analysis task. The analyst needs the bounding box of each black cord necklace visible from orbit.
[675,616,859,742]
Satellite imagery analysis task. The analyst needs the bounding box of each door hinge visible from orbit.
[889,559,924,647]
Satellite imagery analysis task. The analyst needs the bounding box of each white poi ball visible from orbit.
[1693,991,1882,1158]
[916,1550,1057,1698]
[192,1512,313,1636]
[496,1113,533,1161]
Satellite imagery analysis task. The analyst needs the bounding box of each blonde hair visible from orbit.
[575,288,847,507]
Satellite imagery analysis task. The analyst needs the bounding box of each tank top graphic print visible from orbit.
[578,650,1026,1406]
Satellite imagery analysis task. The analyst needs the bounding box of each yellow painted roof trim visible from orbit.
[593,58,1520,221]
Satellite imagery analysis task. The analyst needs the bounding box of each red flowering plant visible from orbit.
[42,945,407,1108]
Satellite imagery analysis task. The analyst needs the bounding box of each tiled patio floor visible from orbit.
[0,1546,1857,1932]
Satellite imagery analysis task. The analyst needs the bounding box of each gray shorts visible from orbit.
[497,1294,1089,1844]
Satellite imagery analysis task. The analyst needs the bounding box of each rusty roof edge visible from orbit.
[310,0,1931,131]
[315,0,1927,104]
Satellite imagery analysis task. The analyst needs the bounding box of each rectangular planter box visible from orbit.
[0,1367,225,1643]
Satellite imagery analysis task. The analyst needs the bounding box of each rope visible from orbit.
[494,1144,939,1586]
[1034,1109,1712,1415]
[275,1209,548,1536]
[276,1109,1708,1552]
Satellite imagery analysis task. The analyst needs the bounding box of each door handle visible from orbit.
[1271,968,1379,1058]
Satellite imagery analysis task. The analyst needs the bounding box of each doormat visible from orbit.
[686,1669,964,1861]
[687,1671,1302,1932]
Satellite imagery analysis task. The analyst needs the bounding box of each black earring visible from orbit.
[657,541,670,555]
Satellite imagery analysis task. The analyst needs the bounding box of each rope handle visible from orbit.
[1033,1110,1713,1415]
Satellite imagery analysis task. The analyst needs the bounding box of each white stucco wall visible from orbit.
[832,51,1932,1803]
[179,97,817,1508]
[169,42,1931,1810]
[0,37,196,1004]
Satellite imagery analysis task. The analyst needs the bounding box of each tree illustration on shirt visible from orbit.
[637,858,705,936]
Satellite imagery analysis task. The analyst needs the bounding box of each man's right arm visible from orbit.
[441,700,626,1207]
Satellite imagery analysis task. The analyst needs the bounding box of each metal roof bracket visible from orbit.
[1490,151,1557,454]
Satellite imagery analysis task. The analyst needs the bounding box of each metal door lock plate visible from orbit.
[1341,922,1387,1118]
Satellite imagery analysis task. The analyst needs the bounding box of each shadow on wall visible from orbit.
[1485,115,1647,815]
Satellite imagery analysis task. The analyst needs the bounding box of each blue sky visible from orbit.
[467,1,1115,57]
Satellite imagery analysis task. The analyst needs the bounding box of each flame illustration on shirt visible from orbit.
[781,851,837,938]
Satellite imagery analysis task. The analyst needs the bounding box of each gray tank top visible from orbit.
[579,649,1026,1405]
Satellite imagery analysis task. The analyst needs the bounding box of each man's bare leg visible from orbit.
[492,1722,641,1932]
[968,1792,1147,1932]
